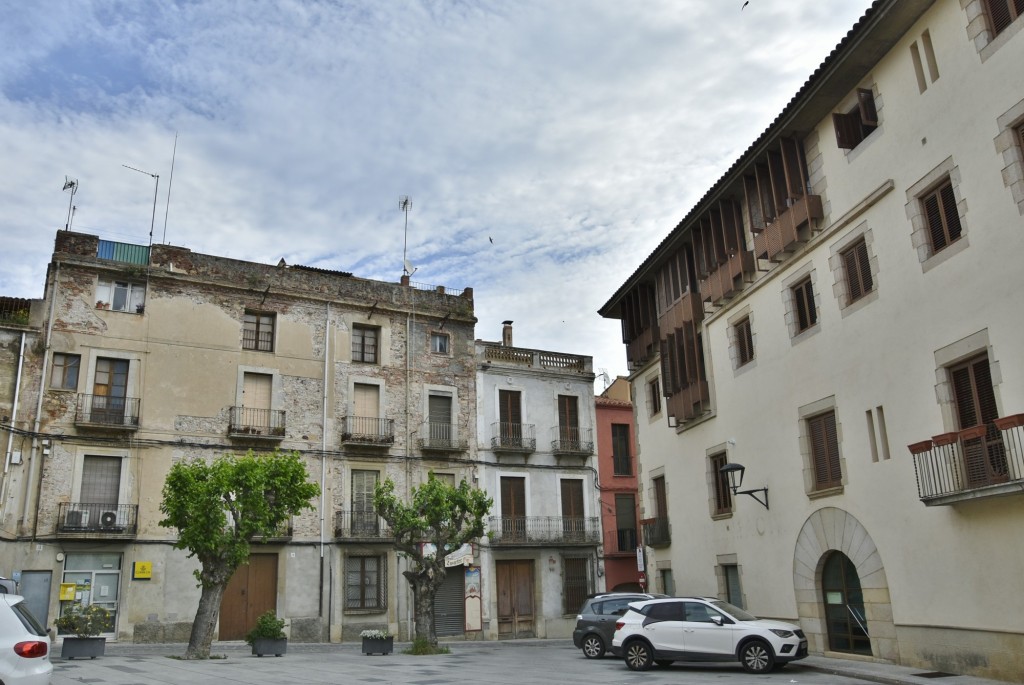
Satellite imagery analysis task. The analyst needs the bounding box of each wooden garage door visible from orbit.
[219,554,278,641]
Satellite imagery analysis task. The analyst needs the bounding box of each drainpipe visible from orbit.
[319,303,330,621]
[1,332,27,505]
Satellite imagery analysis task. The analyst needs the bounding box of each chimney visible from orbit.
[502,320,514,347]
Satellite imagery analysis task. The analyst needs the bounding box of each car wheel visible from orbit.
[740,639,775,673]
[581,634,605,659]
[655,659,674,668]
[624,640,654,671]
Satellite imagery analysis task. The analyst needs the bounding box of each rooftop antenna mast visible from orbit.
[62,177,78,231]
[399,195,413,276]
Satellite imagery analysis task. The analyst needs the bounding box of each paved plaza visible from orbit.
[47,639,1007,685]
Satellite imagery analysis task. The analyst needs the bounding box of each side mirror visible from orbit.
[710,615,724,626]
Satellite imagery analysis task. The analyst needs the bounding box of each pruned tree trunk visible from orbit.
[184,581,227,659]
[406,565,445,648]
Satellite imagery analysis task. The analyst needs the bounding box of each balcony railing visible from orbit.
[229,407,286,438]
[56,503,138,538]
[641,517,671,547]
[490,422,536,452]
[334,510,392,540]
[753,194,823,262]
[487,516,600,546]
[908,414,1024,504]
[604,528,638,555]
[75,394,140,429]
[340,416,395,447]
[551,426,594,456]
[418,422,468,452]
[251,519,293,542]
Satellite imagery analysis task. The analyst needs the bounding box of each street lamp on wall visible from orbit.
[719,463,769,510]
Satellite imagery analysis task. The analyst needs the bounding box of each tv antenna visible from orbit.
[62,177,78,231]
[399,195,413,276]
[122,164,160,246]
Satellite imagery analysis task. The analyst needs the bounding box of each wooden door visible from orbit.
[500,477,526,541]
[561,479,585,540]
[219,554,278,641]
[557,395,579,443]
[951,355,1008,487]
[242,372,272,430]
[498,390,522,446]
[496,560,534,638]
[92,358,128,423]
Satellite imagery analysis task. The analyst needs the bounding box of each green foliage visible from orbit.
[55,603,111,638]
[244,611,286,645]
[404,638,449,655]
[158,450,320,588]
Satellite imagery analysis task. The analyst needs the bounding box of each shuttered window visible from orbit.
[808,411,841,490]
[841,238,873,303]
[833,88,878,150]
[351,470,379,535]
[557,395,579,438]
[921,180,962,254]
[647,377,661,416]
[242,311,275,352]
[792,278,817,333]
[735,317,754,366]
[501,477,526,519]
[345,555,386,611]
[612,424,631,475]
[984,0,1024,36]
[950,355,1008,488]
[81,456,121,506]
[710,452,732,515]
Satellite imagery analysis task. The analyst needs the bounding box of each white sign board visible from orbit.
[636,546,645,572]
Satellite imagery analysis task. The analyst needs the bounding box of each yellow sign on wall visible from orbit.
[133,561,153,580]
[59,583,77,601]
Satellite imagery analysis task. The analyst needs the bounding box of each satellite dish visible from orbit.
[404,259,417,276]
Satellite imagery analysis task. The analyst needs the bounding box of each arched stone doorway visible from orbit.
[792,508,898,661]
[822,551,870,654]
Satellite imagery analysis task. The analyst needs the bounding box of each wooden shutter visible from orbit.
[710,453,731,513]
[736,318,753,365]
[560,479,584,519]
[951,356,1005,487]
[653,476,668,518]
[939,182,962,243]
[351,470,378,514]
[833,112,860,150]
[498,390,521,425]
[558,395,578,433]
[809,411,841,489]
[500,477,526,518]
[923,180,961,252]
[857,88,878,126]
[843,239,873,302]
[793,279,816,331]
[353,383,379,419]
[985,0,1022,35]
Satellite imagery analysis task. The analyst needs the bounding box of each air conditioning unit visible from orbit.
[65,510,88,528]
[100,511,118,528]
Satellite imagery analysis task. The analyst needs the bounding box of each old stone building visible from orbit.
[0,229,476,643]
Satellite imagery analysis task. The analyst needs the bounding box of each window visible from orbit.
[562,557,591,614]
[734,317,754,366]
[561,479,585,540]
[921,180,962,254]
[242,311,275,352]
[792,277,818,333]
[808,411,842,490]
[346,555,386,611]
[557,395,580,444]
[841,238,874,303]
[352,325,379,363]
[949,355,1008,488]
[96,279,145,313]
[614,494,637,552]
[498,389,523,446]
[723,565,744,609]
[82,456,121,508]
[832,88,878,150]
[647,377,661,416]
[351,470,379,535]
[660,569,675,597]
[984,0,1023,37]
[709,452,732,516]
[430,332,450,354]
[51,353,80,390]
[611,424,631,475]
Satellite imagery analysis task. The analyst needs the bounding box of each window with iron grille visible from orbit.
[792,278,818,333]
[611,423,631,475]
[710,452,732,515]
[242,311,275,352]
[352,325,379,363]
[984,0,1023,37]
[841,238,874,304]
[734,317,754,366]
[647,377,661,416]
[51,353,81,390]
[921,179,962,254]
[833,88,878,150]
[345,554,387,611]
[808,411,842,490]
[562,557,591,614]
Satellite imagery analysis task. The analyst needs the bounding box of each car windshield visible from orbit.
[709,600,758,622]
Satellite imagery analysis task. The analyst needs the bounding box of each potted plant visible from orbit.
[245,610,287,657]
[56,603,111,659]
[360,628,394,655]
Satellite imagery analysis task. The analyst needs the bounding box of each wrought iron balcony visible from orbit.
[251,519,293,542]
[490,422,536,453]
[486,516,600,546]
[641,517,671,547]
[334,510,392,541]
[604,528,639,556]
[550,426,594,456]
[418,422,468,452]
[907,414,1024,505]
[75,394,140,429]
[340,416,395,447]
[229,406,286,438]
[57,503,138,538]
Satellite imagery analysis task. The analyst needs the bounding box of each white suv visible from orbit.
[0,594,52,685]
[611,596,807,673]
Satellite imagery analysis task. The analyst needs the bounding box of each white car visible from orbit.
[611,596,807,673]
[0,594,52,685]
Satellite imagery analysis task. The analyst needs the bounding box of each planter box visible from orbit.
[362,636,394,655]
[251,637,287,657]
[61,637,106,659]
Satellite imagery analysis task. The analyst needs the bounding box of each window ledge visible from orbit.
[922,236,969,274]
[343,608,387,615]
[808,485,844,500]
[711,511,734,521]
[790,323,821,346]
[980,17,1024,63]
[840,288,878,319]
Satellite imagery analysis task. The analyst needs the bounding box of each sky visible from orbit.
[0,0,873,385]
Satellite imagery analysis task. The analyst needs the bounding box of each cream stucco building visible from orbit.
[600,0,1024,680]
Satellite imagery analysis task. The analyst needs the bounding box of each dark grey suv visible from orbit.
[573,593,667,658]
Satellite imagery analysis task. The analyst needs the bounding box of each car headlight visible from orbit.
[769,629,795,638]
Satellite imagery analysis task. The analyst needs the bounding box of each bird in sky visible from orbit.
[741,1,750,9]
[488,236,494,244]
